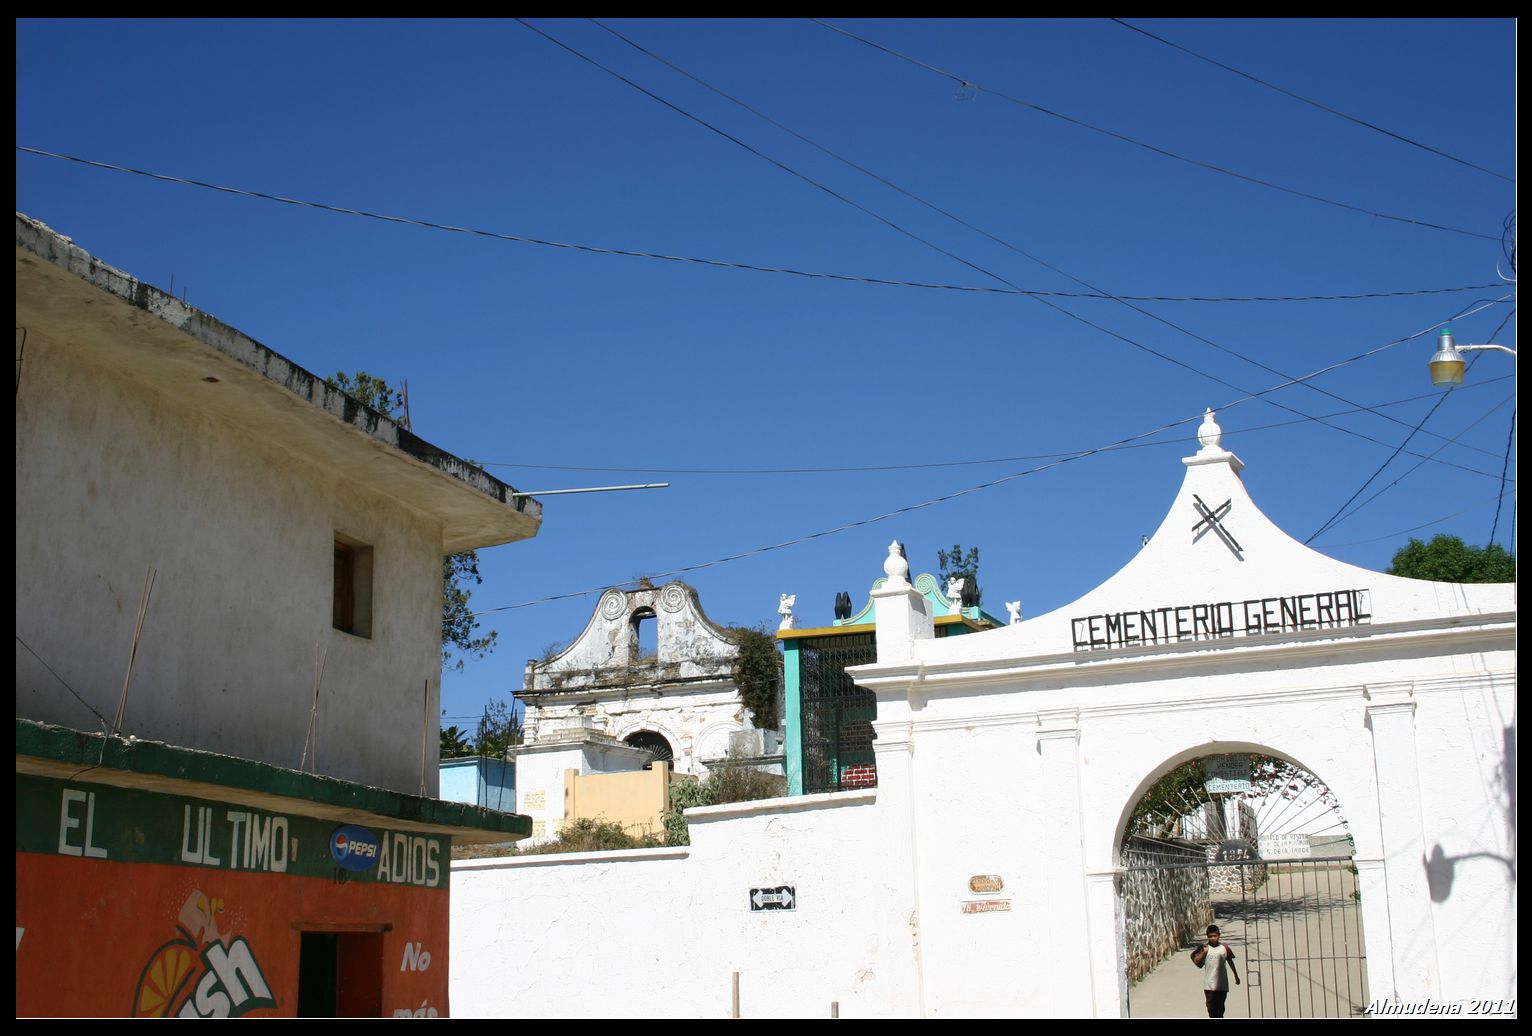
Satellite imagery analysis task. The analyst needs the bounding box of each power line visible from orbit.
[475,300,1509,616]
[1304,313,1514,544]
[1321,394,1514,538]
[16,633,110,732]
[18,143,1509,476]
[592,19,1504,308]
[1111,20,1514,184]
[811,19,1500,241]
[1489,409,1516,546]
[1313,497,1501,549]
[582,21,1508,463]
[1313,308,1516,540]
[477,374,1513,477]
[23,120,1507,481]
[16,143,1509,475]
[13,147,1496,305]
[518,26,1508,466]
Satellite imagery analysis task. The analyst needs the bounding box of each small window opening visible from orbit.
[632,608,657,660]
[333,535,373,638]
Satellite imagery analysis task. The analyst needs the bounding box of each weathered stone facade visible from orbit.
[519,583,747,776]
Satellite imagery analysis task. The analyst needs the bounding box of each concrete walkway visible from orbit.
[1128,862,1369,1018]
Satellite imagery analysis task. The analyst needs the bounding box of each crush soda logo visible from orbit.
[132,890,275,1018]
[330,825,381,872]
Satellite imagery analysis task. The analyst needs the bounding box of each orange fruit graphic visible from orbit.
[133,938,199,1018]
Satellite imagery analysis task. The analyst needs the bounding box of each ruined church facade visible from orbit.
[518,583,746,776]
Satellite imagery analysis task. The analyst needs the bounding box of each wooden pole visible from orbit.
[420,677,431,796]
[731,972,739,1019]
[301,641,326,773]
[831,1002,839,1018]
[114,567,156,732]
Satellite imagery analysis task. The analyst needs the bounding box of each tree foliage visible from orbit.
[1128,759,1208,836]
[1387,534,1514,583]
[439,724,474,759]
[662,747,786,846]
[474,698,523,760]
[327,371,404,419]
[730,625,782,730]
[442,551,497,671]
[936,543,983,605]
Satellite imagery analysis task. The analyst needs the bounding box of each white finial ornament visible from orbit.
[1005,600,1022,624]
[1197,408,1223,452]
[884,540,910,586]
[778,593,796,630]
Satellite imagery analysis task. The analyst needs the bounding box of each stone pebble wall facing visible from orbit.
[1121,837,1215,984]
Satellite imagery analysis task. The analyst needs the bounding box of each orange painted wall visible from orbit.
[16,854,449,1018]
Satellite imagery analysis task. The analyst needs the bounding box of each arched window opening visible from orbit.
[624,730,673,768]
[631,607,657,661]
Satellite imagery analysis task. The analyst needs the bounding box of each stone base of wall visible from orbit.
[1122,838,1214,984]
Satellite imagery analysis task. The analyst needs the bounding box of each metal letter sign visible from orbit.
[749,885,796,912]
[1192,494,1243,558]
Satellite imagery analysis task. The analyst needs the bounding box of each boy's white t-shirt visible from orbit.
[1203,943,1234,991]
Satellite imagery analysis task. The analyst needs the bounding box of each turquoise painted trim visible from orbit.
[783,639,803,796]
[837,573,1006,628]
[836,577,884,626]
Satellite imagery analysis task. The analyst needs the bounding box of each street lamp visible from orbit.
[1429,327,1517,387]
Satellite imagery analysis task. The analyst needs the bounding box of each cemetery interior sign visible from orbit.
[1072,589,1371,652]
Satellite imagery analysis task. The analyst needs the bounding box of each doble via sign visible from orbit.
[749,885,796,912]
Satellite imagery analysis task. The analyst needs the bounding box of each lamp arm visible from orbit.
[1457,344,1517,358]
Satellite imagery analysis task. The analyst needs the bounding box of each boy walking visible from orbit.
[1191,924,1241,1017]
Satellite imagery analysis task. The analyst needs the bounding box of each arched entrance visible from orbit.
[623,730,674,768]
[1118,750,1369,1019]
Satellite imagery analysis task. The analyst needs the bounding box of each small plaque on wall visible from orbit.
[968,874,1004,894]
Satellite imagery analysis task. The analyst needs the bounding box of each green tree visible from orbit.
[474,698,523,760]
[936,543,983,605]
[1387,534,1515,583]
[439,724,474,759]
[1127,759,1209,837]
[326,371,498,670]
[327,371,405,419]
[442,551,497,671]
[729,625,783,730]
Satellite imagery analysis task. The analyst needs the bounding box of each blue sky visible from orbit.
[17,19,1515,732]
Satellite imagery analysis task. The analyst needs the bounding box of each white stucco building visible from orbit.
[15,211,542,796]
[16,212,543,1017]
[453,413,1514,1017]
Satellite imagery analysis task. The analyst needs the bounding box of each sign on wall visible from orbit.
[16,774,447,888]
[749,886,796,911]
[1071,589,1371,652]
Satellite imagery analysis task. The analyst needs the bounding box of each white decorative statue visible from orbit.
[947,577,966,610]
[778,593,797,630]
[1005,600,1022,625]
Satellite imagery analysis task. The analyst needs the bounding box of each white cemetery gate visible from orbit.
[853,412,1513,1016]
[454,415,1514,1017]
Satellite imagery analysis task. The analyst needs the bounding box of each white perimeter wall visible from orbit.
[16,330,445,794]
[451,791,920,1018]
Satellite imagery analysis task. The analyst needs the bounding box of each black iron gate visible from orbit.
[1124,856,1368,1018]
[798,632,878,794]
